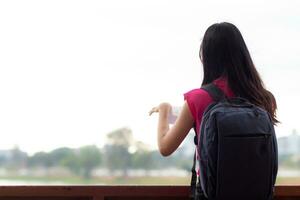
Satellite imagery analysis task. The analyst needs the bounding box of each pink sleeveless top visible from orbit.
[184,77,235,135]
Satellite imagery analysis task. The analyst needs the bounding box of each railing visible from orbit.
[0,185,299,200]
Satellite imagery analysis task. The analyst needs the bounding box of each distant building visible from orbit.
[0,150,13,161]
[277,130,300,156]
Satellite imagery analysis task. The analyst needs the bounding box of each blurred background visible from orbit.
[0,0,299,185]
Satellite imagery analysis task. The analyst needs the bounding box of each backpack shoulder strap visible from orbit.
[201,83,225,102]
[190,83,224,199]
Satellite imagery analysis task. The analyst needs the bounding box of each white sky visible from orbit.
[0,0,299,154]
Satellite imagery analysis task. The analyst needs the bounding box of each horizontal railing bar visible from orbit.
[0,185,298,198]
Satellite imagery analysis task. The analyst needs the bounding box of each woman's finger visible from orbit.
[149,107,159,116]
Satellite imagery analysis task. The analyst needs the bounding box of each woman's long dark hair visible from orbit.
[200,22,278,124]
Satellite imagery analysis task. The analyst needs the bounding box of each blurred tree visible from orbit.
[28,151,52,168]
[52,147,81,175]
[131,141,154,170]
[9,146,28,169]
[29,148,74,168]
[104,127,133,176]
[78,145,102,179]
[60,151,81,175]
[51,147,74,165]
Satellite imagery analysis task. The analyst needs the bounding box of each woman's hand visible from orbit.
[149,102,172,116]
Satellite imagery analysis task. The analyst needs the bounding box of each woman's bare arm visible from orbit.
[149,101,194,156]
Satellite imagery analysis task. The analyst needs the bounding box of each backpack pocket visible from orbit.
[216,133,272,199]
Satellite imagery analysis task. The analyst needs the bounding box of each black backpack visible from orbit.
[190,83,278,200]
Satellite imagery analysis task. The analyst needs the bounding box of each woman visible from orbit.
[149,22,278,157]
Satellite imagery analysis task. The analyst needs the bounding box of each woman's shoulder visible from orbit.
[184,88,213,107]
[184,88,210,99]
[183,88,214,122]
[183,76,234,106]
[184,76,229,100]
